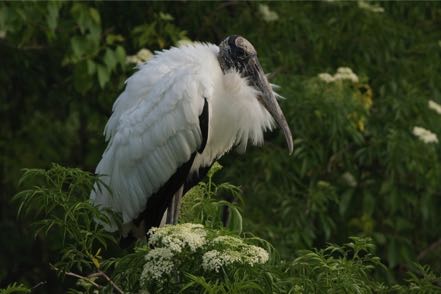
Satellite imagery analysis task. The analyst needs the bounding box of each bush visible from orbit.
[5,164,440,293]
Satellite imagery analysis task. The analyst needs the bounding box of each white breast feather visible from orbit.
[91,42,277,230]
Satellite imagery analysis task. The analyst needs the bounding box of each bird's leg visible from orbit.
[166,186,184,224]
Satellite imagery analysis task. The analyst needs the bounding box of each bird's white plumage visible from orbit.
[90,42,275,230]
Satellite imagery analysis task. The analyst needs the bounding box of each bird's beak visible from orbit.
[246,56,294,154]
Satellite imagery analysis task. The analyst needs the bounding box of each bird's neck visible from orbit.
[217,53,229,74]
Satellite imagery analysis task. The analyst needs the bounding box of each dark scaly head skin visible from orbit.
[218,35,256,74]
[218,35,294,154]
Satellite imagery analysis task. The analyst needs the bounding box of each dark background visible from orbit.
[1,1,441,290]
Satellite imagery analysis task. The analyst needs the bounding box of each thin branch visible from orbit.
[31,281,47,290]
[50,264,102,289]
[50,264,124,294]
[95,270,124,294]
[417,238,441,261]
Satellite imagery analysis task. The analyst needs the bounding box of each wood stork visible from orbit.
[90,35,293,244]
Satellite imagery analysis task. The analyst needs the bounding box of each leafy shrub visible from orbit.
[8,164,441,293]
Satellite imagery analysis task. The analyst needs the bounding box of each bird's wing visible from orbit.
[90,60,213,229]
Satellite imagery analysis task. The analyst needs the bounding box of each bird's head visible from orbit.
[218,35,293,154]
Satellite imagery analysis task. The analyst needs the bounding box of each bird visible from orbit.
[90,35,293,245]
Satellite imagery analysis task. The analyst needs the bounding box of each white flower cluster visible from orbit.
[243,245,270,265]
[258,4,279,22]
[212,235,243,246]
[412,126,438,144]
[148,223,207,253]
[428,100,441,115]
[202,249,241,272]
[318,67,359,83]
[202,235,269,272]
[140,223,270,286]
[141,248,175,285]
[342,172,357,188]
[358,0,384,13]
[126,48,153,65]
[176,39,193,47]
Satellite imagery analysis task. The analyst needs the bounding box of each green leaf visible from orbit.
[227,206,243,234]
[159,12,174,21]
[71,3,88,34]
[103,48,116,72]
[86,59,96,75]
[0,282,31,294]
[47,3,61,34]
[97,64,109,88]
[339,190,353,216]
[115,46,126,65]
[70,36,83,58]
[73,62,92,93]
[106,34,124,45]
[89,8,100,24]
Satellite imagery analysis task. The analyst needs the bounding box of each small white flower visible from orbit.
[318,73,335,83]
[202,249,242,272]
[358,0,385,13]
[428,100,441,115]
[318,67,359,83]
[125,55,139,65]
[137,48,153,61]
[176,39,193,47]
[342,172,357,188]
[412,126,438,144]
[212,235,243,246]
[335,67,359,83]
[202,250,222,272]
[148,223,207,253]
[258,4,279,22]
[141,248,175,284]
[242,245,269,265]
[126,48,153,65]
[205,235,269,270]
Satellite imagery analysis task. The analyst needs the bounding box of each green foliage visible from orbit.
[10,164,441,293]
[180,162,244,233]
[288,237,387,293]
[13,164,117,273]
[0,283,30,294]
[131,12,188,49]
[140,224,270,293]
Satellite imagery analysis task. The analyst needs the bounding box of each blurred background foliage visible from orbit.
[1,1,441,291]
